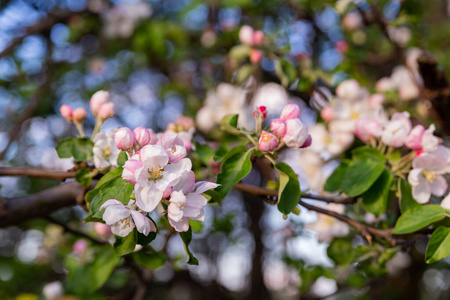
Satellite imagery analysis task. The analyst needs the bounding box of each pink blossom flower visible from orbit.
[157,133,187,163]
[404,125,425,150]
[320,107,333,122]
[252,30,265,45]
[133,127,156,147]
[73,239,88,256]
[60,104,73,123]
[282,119,309,148]
[90,90,110,116]
[98,102,115,120]
[93,222,112,238]
[336,79,361,100]
[259,131,279,152]
[100,199,156,237]
[280,104,301,121]
[270,119,286,139]
[355,118,382,142]
[421,124,439,153]
[250,49,263,64]
[72,108,87,123]
[114,127,135,150]
[122,159,143,185]
[239,25,254,46]
[168,181,220,232]
[381,112,411,147]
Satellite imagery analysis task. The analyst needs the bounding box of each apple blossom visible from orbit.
[252,30,265,45]
[254,106,267,119]
[355,118,382,142]
[421,124,439,153]
[43,281,64,300]
[90,90,110,116]
[320,106,333,122]
[93,132,120,171]
[270,118,286,139]
[134,145,192,212]
[282,119,309,149]
[239,25,254,46]
[114,127,135,150]
[250,49,263,64]
[133,127,156,147]
[168,181,220,232]
[335,79,361,101]
[72,108,87,123]
[73,239,88,256]
[60,104,73,123]
[280,104,301,121]
[408,150,450,203]
[100,199,156,237]
[122,159,143,185]
[98,102,115,120]
[381,112,412,147]
[93,222,112,238]
[157,133,187,163]
[404,125,425,150]
[440,193,450,210]
[259,131,279,152]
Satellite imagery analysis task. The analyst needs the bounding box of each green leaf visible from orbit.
[90,177,134,217]
[426,226,450,264]
[275,59,297,87]
[235,64,255,84]
[351,146,386,164]
[327,238,355,265]
[132,248,166,269]
[362,168,393,217]
[114,230,137,256]
[56,137,94,161]
[90,246,121,290]
[398,179,420,213]
[193,143,215,165]
[213,144,229,162]
[220,114,240,134]
[215,146,252,197]
[340,159,385,197]
[275,162,300,215]
[75,169,93,187]
[324,160,350,193]
[117,151,128,167]
[393,205,446,234]
[229,44,251,61]
[179,228,198,265]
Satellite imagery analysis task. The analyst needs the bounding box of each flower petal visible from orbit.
[168,217,189,232]
[135,184,163,212]
[430,175,448,197]
[412,177,431,204]
[193,181,220,194]
[102,204,130,225]
[110,216,135,237]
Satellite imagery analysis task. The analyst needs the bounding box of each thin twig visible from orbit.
[0,167,76,181]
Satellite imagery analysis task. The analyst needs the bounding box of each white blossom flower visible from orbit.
[134,145,191,212]
[93,132,120,171]
[168,180,220,232]
[408,149,450,203]
[100,199,156,237]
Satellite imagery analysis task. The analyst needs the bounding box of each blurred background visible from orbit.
[1,0,450,299]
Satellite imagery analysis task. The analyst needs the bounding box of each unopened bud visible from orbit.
[270,118,286,139]
[250,49,263,64]
[239,25,254,46]
[114,127,135,150]
[90,90,110,116]
[60,104,73,123]
[98,102,115,120]
[72,108,87,123]
[280,103,301,121]
[259,130,279,152]
[252,30,265,46]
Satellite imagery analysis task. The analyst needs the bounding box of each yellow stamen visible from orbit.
[423,170,436,183]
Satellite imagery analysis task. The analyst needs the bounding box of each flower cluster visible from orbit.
[100,127,219,236]
[258,104,311,152]
[238,25,265,64]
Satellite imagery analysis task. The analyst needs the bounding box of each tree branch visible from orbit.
[0,167,76,181]
[0,181,94,227]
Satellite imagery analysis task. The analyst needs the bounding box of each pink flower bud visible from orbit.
[60,104,73,122]
[90,90,110,116]
[300,134,312,148]
[253,106,267,118]
[404,125,425,150]
[72,108,87,123]
[133,127,155,147]
[368,93,385,107]
[270,119,286,139]
[98,102,115,120]
[250,49,263,64]
[73,239,88,256]
[163,186,173,198]
[239,25,254,46]
[259,131,279,152]
[122,159,143,185]
[376,77,395,92]
[381,112,412,147]
[336,79,360,100]
[416,150,424,157]
[355,118,382,142]
[282,119,308,148]
[253,30,265,46]
[280,103,301,121]
[335,40,348,53]
[94,222,112,238]
[320,107,333,122]
[114,127,135,150]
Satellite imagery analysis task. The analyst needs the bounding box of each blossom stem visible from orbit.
[243,131,258,147]
[74,121,85,138]
[264,154,276,166]
[92,118,103,137]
